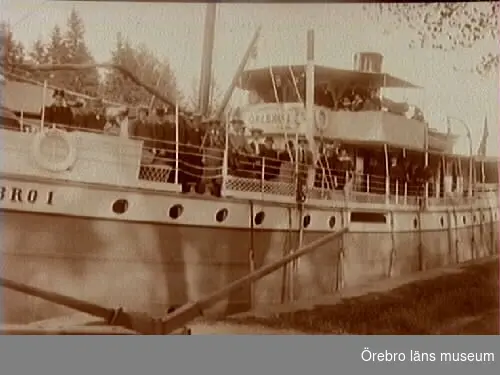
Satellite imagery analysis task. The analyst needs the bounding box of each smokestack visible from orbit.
[353,52,384,73]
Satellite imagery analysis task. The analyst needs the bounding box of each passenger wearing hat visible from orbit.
[249,128,264,155]
[228,117,253,178]
[202,118,225,197]
[84,97,106,133]
[116,106,130,138]
[259,136,281,181]
[180,112,205,194]
[43,89,74,128]
[152,106,176,181]
[334,146,354,191]
[130,106,156,162]
[164,106,177,177]
[71,98,87,130]
[296,135,315,201]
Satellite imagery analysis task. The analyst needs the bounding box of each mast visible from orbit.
[214,27,261,120]
[305,29,316,162]
[198,3,217,117]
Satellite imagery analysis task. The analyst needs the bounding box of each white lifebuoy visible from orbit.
[314,108,328,132]
[32,128,77,172]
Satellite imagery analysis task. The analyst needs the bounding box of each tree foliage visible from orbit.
[364,2,499,76]
[3,7,184,106]
[23,8,100,95]
[103,32,182,107]
[62,8,100,96]
[0,22,26,72]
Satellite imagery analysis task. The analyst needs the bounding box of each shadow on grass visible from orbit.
[227,260,499,335]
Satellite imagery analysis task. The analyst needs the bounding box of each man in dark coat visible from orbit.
[129,106,155,153]
[43,89,74,128]
[71,99,87,130]
[335,147,354,191]
[180,114,205,193]
[84,98,106,133]
[259,136,281,181]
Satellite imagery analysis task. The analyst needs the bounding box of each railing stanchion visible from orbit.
[395,179,399,204]
[174,102,179,185]
[404,181,408,205]
[366,174,370,193]
[261,157,265,195]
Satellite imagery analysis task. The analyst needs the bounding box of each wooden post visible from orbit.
[40,80,48,130]
[174,102,179,184]
[384,144,389,203]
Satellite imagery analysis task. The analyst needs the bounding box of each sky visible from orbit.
[1,0,498,156]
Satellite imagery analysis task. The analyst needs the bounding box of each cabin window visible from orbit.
[462,216,466,225]
[169,204,184,219]
[254,211,265,226]
[413,218,418,229]
[440,217,444,227]
[216,208,229,223]
[303,215,311,228]
[112,199,128,215]
[328,216,336,229]
[350,212,387,224]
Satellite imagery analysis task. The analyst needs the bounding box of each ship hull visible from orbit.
[1,176,498,323]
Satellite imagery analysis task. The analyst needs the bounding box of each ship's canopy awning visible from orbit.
[239,65,420,91]
[3,79,55,115]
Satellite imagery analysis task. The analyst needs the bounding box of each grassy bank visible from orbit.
[227,260,499,335]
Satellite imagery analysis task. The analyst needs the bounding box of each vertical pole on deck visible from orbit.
[481,160,485,184]
[40,80,48,131]
[20,110,24,131]
[384,144,389,202]
[305,29,315,154]
[174,102,179,184]
[198,3,217,117]
[424,123,429,202]
[222,111,229,190]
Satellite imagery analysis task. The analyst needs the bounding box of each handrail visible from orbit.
[3,122,496,204]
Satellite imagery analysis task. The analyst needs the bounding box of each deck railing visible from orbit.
[1,122,497,208]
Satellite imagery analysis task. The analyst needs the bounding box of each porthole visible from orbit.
[112,199,128,214]
[413,217,418,229]
[215,208,229,223]
[169,204,184,219]
[328,216,336,229]
[462,216,466,225]
[440,216,444,227]
[303,214,311,229]
[254,211,265,226]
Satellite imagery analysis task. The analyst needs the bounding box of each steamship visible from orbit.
[1,11,498,323]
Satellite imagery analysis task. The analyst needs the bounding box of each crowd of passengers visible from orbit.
[264,80,425,121]
[34,89,437,198]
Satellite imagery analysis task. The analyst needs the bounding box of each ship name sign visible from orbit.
[0,185,54,205]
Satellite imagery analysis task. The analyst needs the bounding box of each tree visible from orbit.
[26,8,100,95]
[103,33,182,107]
[62,8,100,95]
[44,24,70,88]
[28,38,51,81]
[364,2,499,76]
[0,22,25,73]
